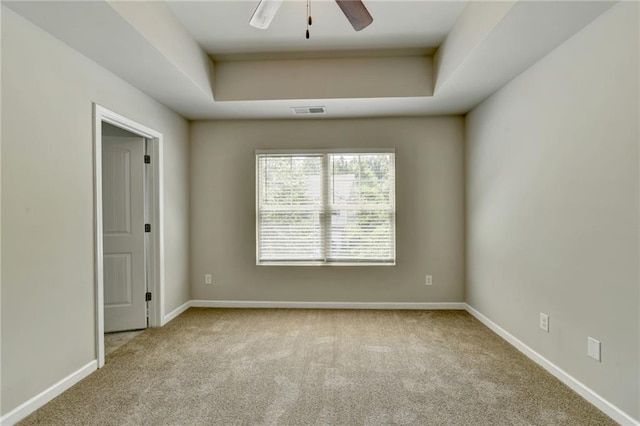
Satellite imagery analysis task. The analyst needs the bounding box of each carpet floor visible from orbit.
[20,308,615,425]
[104,330,145,356]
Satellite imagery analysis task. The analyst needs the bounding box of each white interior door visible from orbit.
[102,136,147,332]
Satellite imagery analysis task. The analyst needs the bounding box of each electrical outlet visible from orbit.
[588,337,601,362]
[204,274,212,285]
[539,313,549,332]
[425,275,432,286]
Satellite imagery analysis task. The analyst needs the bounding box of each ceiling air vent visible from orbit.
[291,106,326,115]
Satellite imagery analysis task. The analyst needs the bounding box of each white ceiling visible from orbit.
[166,1,467,58]
[4,1,616,120]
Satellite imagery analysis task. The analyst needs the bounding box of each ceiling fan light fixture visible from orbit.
[249,0,284,29]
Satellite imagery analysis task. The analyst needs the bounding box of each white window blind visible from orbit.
[257,151,395,265]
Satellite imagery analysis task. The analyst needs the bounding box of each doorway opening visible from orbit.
[93,104,164,368]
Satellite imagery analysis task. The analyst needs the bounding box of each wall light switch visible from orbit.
[204,274,212,285]
[588,337,601,362]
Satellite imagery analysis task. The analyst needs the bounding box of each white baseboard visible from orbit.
[162,300,191,325]
[190,300,466,310]
[0,360,97,426]
[464,304,639,426]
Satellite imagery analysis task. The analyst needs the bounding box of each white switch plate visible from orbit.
[425,275,432,286]
[588,337,601,362]
[204,274,212,285]
[539,313,549,332]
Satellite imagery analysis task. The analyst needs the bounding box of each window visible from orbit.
[256,150,395,265]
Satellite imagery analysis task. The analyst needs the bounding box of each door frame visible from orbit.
[93,104,164,368]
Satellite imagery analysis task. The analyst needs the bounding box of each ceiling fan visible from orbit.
[249,0,373,33]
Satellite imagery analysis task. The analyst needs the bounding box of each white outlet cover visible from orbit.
[425,275,432,286]
[539,313,549,332]
[588,337,601,362]
[205,274,212,285]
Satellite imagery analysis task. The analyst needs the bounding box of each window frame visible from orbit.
[255,148,396,266]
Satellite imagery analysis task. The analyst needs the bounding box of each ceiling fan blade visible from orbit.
[249,0,284,30]
[335,0,373,32]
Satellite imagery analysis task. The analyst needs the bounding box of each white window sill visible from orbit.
[257,262,396,267]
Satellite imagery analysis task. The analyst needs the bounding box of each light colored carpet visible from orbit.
[20,308,615,425]
[104,330,145,356]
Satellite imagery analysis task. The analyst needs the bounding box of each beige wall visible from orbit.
[190,117,464,303]
[1,7,190,414]
[466,3,639,420]
[214,56,433,101]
